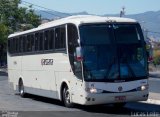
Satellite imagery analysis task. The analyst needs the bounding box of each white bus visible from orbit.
[7,15,149,108]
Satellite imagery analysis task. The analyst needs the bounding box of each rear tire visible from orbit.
[62,86,74,108]
[19,80,25,97]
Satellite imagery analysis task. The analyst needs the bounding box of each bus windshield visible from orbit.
[79,24,148,82]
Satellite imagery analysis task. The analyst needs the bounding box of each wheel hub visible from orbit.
[65,89,71,104]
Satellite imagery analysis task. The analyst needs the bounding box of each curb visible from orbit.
[141,99,160,105]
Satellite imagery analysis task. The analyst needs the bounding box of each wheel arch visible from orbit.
[60,81,69,101]
[18,77,23,90]
[18,77,23,84]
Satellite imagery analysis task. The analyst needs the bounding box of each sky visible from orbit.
[21,0,160,15]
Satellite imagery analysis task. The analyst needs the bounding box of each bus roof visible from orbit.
[8,15,137,38]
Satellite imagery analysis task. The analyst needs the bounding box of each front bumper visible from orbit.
[75,90,148,105]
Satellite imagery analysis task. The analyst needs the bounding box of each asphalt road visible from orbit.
[149,78,160,94]
[0,73,160,117]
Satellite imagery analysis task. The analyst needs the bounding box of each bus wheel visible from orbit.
[19,80,25,97]
[63,86,74,108]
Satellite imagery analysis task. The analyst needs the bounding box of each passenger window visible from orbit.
[8,39,13,54]
[15,37,19,53]
[67,24,82,79]
[44,30,49,50]
[19,36,23,53]
[26,35,31,52]
[35,33,39,51]
[60,27,66,48]
[39,32,44,51]
[8,39,11,53]
[55,26,66,49]
[30,34,35,51]
[49,29,54,50]
[23,36,27,52]
[55,28,60,49]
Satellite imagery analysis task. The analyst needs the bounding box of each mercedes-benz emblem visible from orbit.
[118,86,123,92]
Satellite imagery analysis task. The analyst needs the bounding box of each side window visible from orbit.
[49,29,54,50]
[55,26,66,49]
[12,38,15,54]
[55,27,60,49]
[15,37,19,53]
[67,24,81,78]
[8,39,11,54]
[30,34,35,51]
[39,32,44,51]
[44,30,49,50]
[10,39,13,54]
[23,36,27,52]
[27,34,34,52]
[35,33,39,51]
[12,38,16,54]
[26,35,31,52]
[19,36,23,53]
[60,27,66,48]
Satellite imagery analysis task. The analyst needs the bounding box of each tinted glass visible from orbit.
[79,24,147,82]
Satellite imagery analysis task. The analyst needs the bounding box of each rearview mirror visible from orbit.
[76,47,83,61]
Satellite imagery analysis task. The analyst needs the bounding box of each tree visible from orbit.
[153,49,160,65]
[0,0,41,66]
[0,23,8,44]
[0,0,41,33]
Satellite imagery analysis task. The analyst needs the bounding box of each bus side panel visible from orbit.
[52,53,73,100]
[21,54,57,98]
[7,54,22,91]
[20,53,72,99]
[55,71,75,101]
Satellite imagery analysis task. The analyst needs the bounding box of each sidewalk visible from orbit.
[148,70,160,105]
[149,71,160,78]
[143,92,160,105]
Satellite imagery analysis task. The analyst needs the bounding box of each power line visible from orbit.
[20,1,160,36]
[22,1,59,13]
[21,3,61,17]
[21,1,63,17]
[21,0,71,18]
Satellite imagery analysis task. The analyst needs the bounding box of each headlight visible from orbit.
[86,88,103,93]
[137,85,149,91]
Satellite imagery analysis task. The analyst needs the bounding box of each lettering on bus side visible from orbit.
[41,59,54,66]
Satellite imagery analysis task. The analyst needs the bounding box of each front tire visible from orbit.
[19,80,25,97]
[62,86,74,108]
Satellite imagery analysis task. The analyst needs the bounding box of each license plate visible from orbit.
[115,96,126,102]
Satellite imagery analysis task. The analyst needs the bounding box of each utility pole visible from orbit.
[120,6,125,17]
